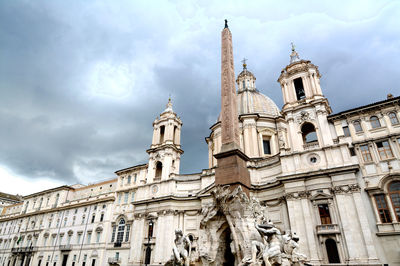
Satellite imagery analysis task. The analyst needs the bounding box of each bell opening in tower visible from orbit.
[294,77,305,100]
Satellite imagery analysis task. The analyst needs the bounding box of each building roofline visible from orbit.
[115,163,148,174]
[23,185,74,198]
[328,96,400,120]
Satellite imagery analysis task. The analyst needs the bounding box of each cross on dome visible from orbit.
[241,58,248,69]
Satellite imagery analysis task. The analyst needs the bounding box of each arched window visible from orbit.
[389,112,399,125]
[325,238,340,263]
[353,120,363,132]
[159,125,165,144]
[294,78,305,100]
[389,181,400,222]
[155,162,162,180]
[370,116,381,129]
[116,219,125,243]
[301,123,318,144]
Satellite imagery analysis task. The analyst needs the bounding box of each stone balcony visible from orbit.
[108,257,121,264]
[59,244,72,251]
[303,142,319,150]
[316,224,340,235]
[11,246,38,253]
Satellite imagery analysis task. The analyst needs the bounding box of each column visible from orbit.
[335,193,359,261]
[352,192,379,261]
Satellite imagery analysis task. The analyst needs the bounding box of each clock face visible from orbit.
[152,185,158,194]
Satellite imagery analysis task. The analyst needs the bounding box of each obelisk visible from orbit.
[214,20,251,195]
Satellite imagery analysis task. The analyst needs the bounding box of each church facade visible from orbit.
[0,25,399,266]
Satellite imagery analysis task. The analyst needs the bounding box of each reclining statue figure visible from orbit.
[172,229,191,266]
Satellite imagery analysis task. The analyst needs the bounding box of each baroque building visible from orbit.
[0,23,399,266]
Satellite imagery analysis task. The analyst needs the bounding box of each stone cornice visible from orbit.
[328,96,400,122]
[146,144,184,155]
[0,196,115,222]
[277,164,359,182]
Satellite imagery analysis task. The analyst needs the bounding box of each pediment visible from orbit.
[310,192,332,201]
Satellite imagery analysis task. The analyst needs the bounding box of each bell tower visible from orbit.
[278,44,333,152]
[146,98,183,183]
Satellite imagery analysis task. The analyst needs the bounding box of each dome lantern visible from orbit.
[236,58,256,92]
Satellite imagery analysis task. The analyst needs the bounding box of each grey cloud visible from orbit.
[0,0,399,188]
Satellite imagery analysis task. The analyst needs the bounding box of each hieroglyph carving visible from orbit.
[220,26,240,146]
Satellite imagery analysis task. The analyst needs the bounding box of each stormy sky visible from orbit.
[0,0,399,195]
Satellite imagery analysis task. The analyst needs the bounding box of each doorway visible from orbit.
[325,238,340,263]
[61,254,68,266]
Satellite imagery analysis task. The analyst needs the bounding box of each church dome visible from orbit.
[237,89,280,117]
[217,90,280,121]
[218,62,280,121]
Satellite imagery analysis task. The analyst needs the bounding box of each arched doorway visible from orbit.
[325,238,340,263]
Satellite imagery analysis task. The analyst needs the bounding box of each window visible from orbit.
[301,123,318,144]
[155,162,162,180]
[160,125,165,143]
[376,141,393,160]
[81,215,86,225]
[124,192,129,204]
[360,145,373,162]
[318,204,332,224]
[55,194,59,207]
[116,219,125,243]
[353,120,363,132]
[64,218,67,227]
[374,195,392,223]
[134,174,137,183]
[342,126,350,137]
[96,232,101,243]
[72,216,76,225]
[67,234,71,244]
[39,198,43,209]
[87,232,91,244]
[148,220,154,238]
[125,224,130,242]
[100,213,104,222]
[370,116,381,128]
[43,236,48,246]
[127,175,131,184]
[77,234,81,244]
[117,194,122,204]
[349,147,356,156]
[389,181,400,222]
[294,77,305,100]
[74,209,78,214]
[111,225,116,242]
[263,139,271,155]
[91,214,96,223]
[389,112,399,125]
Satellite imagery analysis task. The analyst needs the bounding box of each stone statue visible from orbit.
[170,229,191,266]
[285,233,307,266]
[256,221,283,266]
